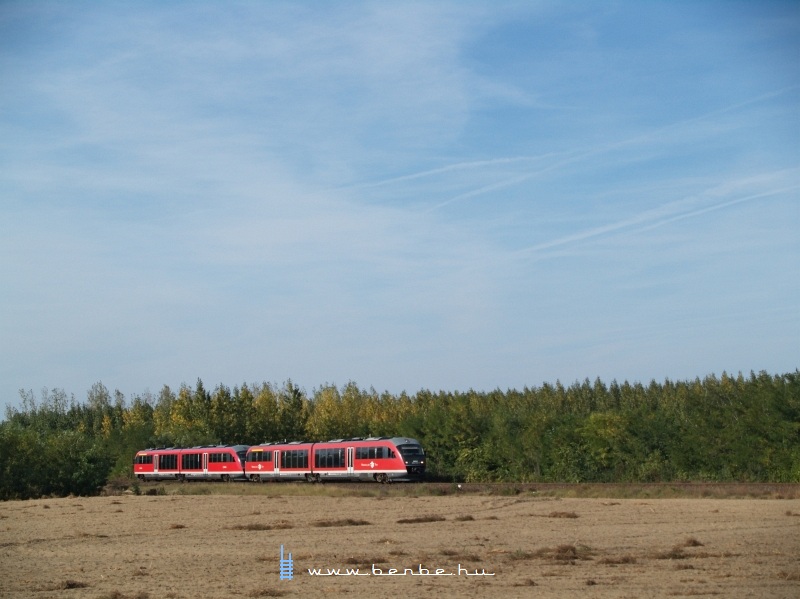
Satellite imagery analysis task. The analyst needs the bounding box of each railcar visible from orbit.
[134,445,248,482]
[245,436,426,483]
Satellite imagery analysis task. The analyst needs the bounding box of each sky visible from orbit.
[1,1,798,414]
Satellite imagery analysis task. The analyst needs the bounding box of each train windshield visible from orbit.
[397,444,424,458]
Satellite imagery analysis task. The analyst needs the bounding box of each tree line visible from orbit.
[1,370,798,499]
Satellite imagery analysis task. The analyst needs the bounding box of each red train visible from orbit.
[134,445,249,482]
[133,437,425,483]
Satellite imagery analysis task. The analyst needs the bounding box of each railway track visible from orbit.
[134,479,800,497]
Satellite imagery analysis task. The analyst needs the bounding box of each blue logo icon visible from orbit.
[279,544,294,580]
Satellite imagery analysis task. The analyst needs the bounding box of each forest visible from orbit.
[1,370,798,499]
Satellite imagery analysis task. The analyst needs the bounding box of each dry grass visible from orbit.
[4,493,799,599]
[454,514,475,521]
[168,523,186,529]
[78,531,109,538]
[59,580,89,590]
[650,546,688,560]
[690,551,737,559]
[311,518,370,527]
[507,549,536,561]
[548,511,579,518]
[396,515,446,524]
[342,555,388,567]
[229,522,293,531]
[437,548,482,562]
[509,544,594,563]
[246,589,287,598]
[545,544,594,562]
[599,555,638,565]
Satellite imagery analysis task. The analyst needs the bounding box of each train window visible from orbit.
[358,447,385,459]
[315,448,344,468]
[247,452,272,462]
[397,444,424,458]
[182,453,201,470]
[159,454,178,470]
[356,446,389,459]
[280,449,308,469]
[135,455,153,465]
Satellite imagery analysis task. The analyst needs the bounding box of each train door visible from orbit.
[347,447,354,476]
[273,450,280,475]
[202,452,209,477]
[154,454,159,475]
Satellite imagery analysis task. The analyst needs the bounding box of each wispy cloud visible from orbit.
[1,2,798,408]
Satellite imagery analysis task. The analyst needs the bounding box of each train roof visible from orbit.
[142,439,423,453]
[141,444,248,452]
[246,437,423,449]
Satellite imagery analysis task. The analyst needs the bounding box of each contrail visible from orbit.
[420,84,800,211]
[636,185,800,234]
[514,179,799,257]
[344,152,569,190]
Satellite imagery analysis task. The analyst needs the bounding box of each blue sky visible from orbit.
[1,1,798,413]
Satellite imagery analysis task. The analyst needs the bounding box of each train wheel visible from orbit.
[376,473,389,484]
[137,475,145,482]
[222,474,230,483]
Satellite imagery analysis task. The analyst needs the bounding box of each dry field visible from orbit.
[1,486,799,599]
